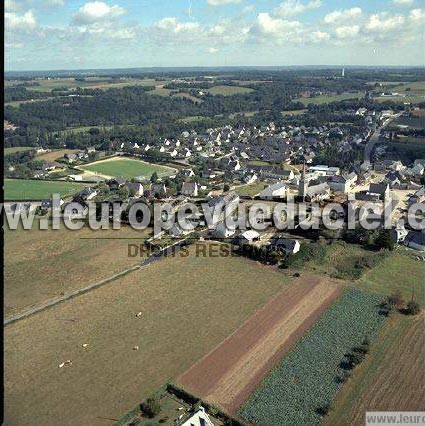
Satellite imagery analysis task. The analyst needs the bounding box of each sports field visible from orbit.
[4,242,292,425]
[4,179,86,200]
[79,157,175,179]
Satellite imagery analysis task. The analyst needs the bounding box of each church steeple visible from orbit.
[299,162,307,202]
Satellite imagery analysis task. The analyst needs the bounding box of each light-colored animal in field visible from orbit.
[135,312,142,317]
[133,346,139,350]
[82,343,89,348]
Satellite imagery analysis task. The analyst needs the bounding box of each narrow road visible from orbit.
[363,112,402,167]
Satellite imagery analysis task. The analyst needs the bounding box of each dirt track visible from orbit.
[177,275,343,414]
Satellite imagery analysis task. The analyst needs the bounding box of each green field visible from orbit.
[357,251,425,307]
[375,81,425,104]
[79,157,175,179]
[240,288,385,425]
[4,179,87,200]
[235,181,267,197]
[4,146,34,155]
[206,85,254,96]
[296,92,364,106]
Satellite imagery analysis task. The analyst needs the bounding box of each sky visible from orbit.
[4,0,425,71]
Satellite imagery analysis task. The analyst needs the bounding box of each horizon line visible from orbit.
[5,64,425,74]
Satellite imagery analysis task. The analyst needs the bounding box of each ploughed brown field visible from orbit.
[177,275,343,414]
[350,313,425,425]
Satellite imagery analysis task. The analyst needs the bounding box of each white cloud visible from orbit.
[254,12,302,35]
[73,1,126,25]
[324,7,362,24]
[154,17,200,33]
[335,25,360,39]
[5,10,36,30]
[207,0,242,5]
[409,8,425,22]
[392,0,414,5]
[365,13,405,32]
[311,30,330,41]
[274,0,322,18]
[208,47,219,53]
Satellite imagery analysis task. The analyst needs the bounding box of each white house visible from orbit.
[308,165,340,176]
[259,182,287,200]
[179,407,214,426]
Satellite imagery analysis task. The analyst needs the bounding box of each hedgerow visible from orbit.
[240,288,385,425]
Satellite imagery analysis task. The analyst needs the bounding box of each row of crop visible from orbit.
[240,288,385,425]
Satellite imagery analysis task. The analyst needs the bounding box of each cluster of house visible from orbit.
[63,147,96,164]
[114,114,376,166]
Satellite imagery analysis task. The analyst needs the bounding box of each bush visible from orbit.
[388,290,404,309]
[405,300,421,315]
[140,397,161,418]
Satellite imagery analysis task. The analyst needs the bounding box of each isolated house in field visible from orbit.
[259,182,287,200]
[404,231,425,251]
[270,236,300,254]
[181,181,199,197]
[179,406,214,426]
[126,182,144,198]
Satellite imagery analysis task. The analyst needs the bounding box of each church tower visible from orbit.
[298,162,308,202]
